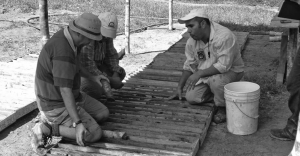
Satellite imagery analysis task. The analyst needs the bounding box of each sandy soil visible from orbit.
[0,9,295,156]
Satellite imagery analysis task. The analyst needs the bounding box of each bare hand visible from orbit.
[186,73,201,91]
[76,123,87,146]
[167,87,183,100]
[91,74,110,87]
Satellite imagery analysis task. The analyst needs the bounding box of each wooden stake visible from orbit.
[125,0,130,54]
[286,28,299,79]
[169,0,173,30]
[39,0,49,49]
[276,30,288,85]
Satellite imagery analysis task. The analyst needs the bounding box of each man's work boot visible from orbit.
[213,107,226,124]
[31,122,51,154]
[270,128,295,141]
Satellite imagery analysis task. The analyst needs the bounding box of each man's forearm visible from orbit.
[178,70,193,89]
[196,65,221,78]
[60,87,80,122]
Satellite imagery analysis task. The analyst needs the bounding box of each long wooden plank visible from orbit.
[106,103,210,119]
[108,114,204,128]
[0,101,37,132]
[121,86,176,93]
[101,128,197,143]
[286,28,299,78]
[106,117,204,133]
[138,68,182,76]
[87,142,190,156]
[104,96,212,112]
[123,83,177,91]
[146,64,183,71]
[101,122,202,138]
[132,74,181,82]
[105,101,211,115]
[113,88,174,97]
[128,135,193,149]
[125,78,178,87]
[102,138,192,153]
[50,147,108,156]
[99,94,213,112]
[276,31,288,84]
[58,143,144,156]
[107,106,208,121]
[270,16,300,28]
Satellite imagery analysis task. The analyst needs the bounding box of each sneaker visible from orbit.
[31,123,51,154]
[213,107,226,124]
[270,129,295,141]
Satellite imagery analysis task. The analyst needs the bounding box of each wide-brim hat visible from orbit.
[69,12,102,41]
[98,12,118,38]
[178,9,209,24]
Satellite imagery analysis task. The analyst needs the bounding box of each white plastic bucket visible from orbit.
[224,81,260,135]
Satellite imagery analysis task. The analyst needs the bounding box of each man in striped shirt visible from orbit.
[80,12,126,101]
[170,9,244,124]
[32,13,109,153]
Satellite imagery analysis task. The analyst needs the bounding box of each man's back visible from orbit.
[35,29,81,111]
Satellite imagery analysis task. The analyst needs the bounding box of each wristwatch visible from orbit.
[73,120,82,128]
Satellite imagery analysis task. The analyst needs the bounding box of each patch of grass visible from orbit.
[243,73,286,98]
[175,0,282,7]
[1,0,280,33]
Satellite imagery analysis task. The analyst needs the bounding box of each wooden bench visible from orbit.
[269,16,299,84]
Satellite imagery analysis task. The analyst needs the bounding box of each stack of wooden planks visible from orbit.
[49,37,214,156]
[48,32,249,156]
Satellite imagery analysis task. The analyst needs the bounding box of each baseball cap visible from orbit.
[98,12,118,38]
[178,9,209,24]
[69,12,102,41]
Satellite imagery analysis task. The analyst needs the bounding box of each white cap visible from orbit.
[178,9,209,24]
[98,12,118,38]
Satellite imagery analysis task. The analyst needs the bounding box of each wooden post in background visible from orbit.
[286,28,299,79]
[276,30,288,85]
[169,0,173,30]
[125,0,130,54]
[39,0,49,49]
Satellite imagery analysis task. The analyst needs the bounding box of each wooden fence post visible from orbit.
[125,0,130,54]
[286,28,299,79]
[39,0,49,49]
[169,0,173,30]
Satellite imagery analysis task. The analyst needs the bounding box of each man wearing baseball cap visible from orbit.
[31,13,109,153]
[169,9,244,124]
[80,12,126,101]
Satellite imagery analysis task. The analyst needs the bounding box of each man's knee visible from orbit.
[85,125,102,142]
[185,90,201,105]
[93,108,109,123]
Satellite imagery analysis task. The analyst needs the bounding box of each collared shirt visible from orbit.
[35,28,81,111]
[183,21,244,84]
[80,38,121,76]
[64,27,77,56]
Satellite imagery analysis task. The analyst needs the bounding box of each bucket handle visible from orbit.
[232,100,259,119]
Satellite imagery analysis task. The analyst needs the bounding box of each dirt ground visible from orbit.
[0,9,296,156]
